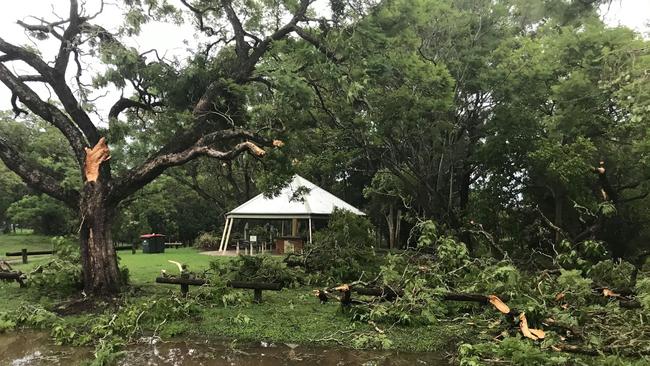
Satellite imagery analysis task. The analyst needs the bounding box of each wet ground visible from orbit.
[0,331,446,365]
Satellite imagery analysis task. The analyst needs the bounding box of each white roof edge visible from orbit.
[226,174,365,217]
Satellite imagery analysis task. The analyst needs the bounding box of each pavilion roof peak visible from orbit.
[226,174,364,218]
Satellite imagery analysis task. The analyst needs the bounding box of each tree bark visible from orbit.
[79,184,121,295]
[386,205,395,250]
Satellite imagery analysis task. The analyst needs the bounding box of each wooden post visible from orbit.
[218,217,230,252]
[180,270,190,297]
[291,218,298,237]
[253,288,263,303]
[223,218,234,253]
[21,248,27,264]
[308,217,313,243]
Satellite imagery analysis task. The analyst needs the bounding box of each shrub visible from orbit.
[194,232,220,250]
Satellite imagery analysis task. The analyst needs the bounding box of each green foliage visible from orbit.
[0,305,58,333]
[211,254,300,288]
[194,231,220,250]
[351,332,393,350]
[635,276,650,312]
[588,260,636,289]
[418,220,470,274]
[557,240,609,271]
[50,293,202,365]
[6,195,75,235]
[459,337,569,366]
[303,209,378,283]
[29,236,83,293]
[556,269,593,307]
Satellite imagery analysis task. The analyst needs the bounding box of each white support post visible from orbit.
[223,218,234,254]
[218,218,230,252]
[308,217,313,244]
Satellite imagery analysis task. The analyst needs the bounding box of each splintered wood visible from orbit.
[487,295,511,314]
[519,312,546,340]
[244,141,266,156]
[488,295,545,340]
[84,137,111,182]
[602,288,621,297]
[334,284,350,292]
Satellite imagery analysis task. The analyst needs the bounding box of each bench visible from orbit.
[165,242,184,249]
[156,275,207,296]
[229,281,283,303]
[155,276,282,302]
[5,249,55,264]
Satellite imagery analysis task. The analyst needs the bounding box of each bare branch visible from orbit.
[108,97,163,120]
[54,0,80,73]
[0,136,79,208]
[0,36,54,76]
[0,63,87,165]
[0,34,99,145]
[294,26,343,63]
[10,94,28,117]
[221,0,251,60]
[244,0,312,75]
[179,0,221,37]
[110,129,277,202]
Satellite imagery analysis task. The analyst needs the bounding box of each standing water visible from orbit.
[0,331,447,365]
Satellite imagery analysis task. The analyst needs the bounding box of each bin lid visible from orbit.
[140,233,166,239]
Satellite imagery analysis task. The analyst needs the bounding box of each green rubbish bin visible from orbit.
[140,233,166,253]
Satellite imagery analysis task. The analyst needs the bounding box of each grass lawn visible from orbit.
[0,233,55,261]
[0,234,465,354]
[118,247,231,285]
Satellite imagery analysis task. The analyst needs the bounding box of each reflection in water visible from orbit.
[0,331,446,365]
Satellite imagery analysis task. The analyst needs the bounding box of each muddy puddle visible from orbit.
[0,331,446,365]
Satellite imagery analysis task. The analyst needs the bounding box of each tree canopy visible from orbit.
[0,0,648,294]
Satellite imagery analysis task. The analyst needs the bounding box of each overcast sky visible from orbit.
[0,0,647,122]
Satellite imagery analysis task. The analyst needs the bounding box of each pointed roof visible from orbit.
[226,175,365,219]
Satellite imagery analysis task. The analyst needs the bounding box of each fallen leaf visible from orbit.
[487,295,511,314]
[272,140,285,147]
[554,292,565,301]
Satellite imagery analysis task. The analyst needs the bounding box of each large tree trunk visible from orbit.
[79,183,121,295]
